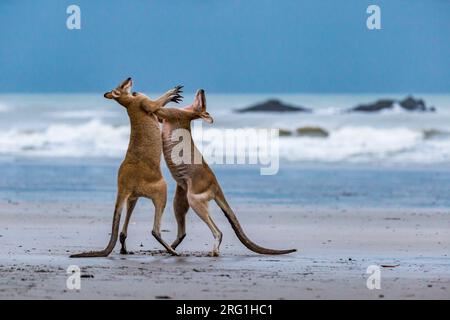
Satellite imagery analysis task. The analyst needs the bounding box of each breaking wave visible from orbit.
[1,120,450,164]
[0,120,129,157]
[277,126,450,163]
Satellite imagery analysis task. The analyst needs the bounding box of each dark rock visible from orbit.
[349,96,435,113]
[399,96,431,111]
[423,129,449,140]
[236,99,311,113]
[296,127,329,138]
[351,99,395,112]
[278,129,293,136]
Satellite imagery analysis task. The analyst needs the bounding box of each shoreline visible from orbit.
[1,201,448,299]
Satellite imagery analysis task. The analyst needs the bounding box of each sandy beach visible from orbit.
[1,200,448,300]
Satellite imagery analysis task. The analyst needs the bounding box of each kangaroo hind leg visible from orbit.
[151,193,179,256]
[120,197,138,254]
[171,185,189,249]
[188,193,223,257]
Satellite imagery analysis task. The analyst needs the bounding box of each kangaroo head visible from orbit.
[185,89,213,124]
[104,77,135,107]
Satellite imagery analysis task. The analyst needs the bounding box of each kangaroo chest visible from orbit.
[161,124,194,184]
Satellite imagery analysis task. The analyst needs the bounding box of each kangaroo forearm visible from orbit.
[141,85,183,114]
[140,96,161,113]
[154,108,180,121]
[154,92,173,106]
[155,85,183,107]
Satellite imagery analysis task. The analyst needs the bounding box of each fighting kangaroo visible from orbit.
[156,89,296,256]
[71,77,182,258]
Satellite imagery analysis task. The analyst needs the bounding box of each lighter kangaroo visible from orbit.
[157,89,296,256]
[71,77,182,258]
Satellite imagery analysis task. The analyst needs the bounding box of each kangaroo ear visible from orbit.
[193,89,206,113]
[120,77,133,92]
[200,112,213,124]
[192,100,204,113]
[104,89,120,99]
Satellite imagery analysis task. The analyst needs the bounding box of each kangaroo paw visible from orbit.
[168,85,183,104]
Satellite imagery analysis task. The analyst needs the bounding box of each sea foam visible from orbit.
[1,120,450,164]
[0,120,129,157]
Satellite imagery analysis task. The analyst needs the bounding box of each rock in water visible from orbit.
[349,96,435,113]
[423,129,449,140]
[278,129,293,136]
[399,96,429,111]
[296,127,329,138]
[236,99,311,113]
[351,99,395,112]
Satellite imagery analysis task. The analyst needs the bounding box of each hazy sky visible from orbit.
[0,0,449,93]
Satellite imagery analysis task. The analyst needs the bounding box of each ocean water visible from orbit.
[1,93,450,209]
[1,93,450,165]
[1,160,450,209]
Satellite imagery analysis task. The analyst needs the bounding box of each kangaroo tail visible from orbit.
[70,195,125,258]
[214,189,296,255]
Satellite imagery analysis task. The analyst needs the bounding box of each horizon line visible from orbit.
[1,91,450,96]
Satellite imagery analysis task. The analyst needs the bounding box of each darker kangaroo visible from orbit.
[156,89,296,256]
[71,77,182,258]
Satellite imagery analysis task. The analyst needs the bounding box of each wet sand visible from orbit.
[0,201,449,299]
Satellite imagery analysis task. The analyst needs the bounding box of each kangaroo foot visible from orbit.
[171,234,186,250]
[70,250,110,258]
[120,249,134,255]
[210,250,220,257]
[119,233,128,255]
[120,248,131,255]
[152,230,179,256]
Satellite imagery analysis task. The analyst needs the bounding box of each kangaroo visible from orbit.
[71,77,183,258]
[155,89,296,256]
